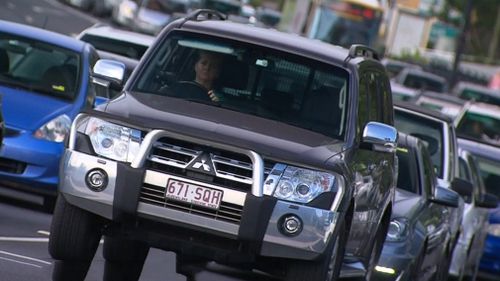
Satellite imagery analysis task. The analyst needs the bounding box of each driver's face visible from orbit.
[195,52,221,83]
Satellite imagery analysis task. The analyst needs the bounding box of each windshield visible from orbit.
[459,88,500,107]
[402,73,446,93]
[395,110,444,178]
[132,31,349,139]
[456,111,500,147]
[475,155,500,198]
[308,0,383,48]
[80,34,148,60]
[0,32,80,100]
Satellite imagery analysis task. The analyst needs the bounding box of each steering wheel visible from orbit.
[172,81,212,102]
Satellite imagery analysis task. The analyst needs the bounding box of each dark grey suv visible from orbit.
[48,10,397,281]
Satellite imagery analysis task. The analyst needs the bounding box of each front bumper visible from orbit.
[60,149,341,261]
[0,129,63,195]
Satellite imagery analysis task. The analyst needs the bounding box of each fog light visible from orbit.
[85,168,108,192]
[280,215,303,236]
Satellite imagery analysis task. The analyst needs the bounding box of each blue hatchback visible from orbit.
[0,20,99,210]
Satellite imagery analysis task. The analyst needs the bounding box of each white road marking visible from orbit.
[37,230,50,236]
[0,237,49,242]
[0,251,51,265]
[0,257,42,268]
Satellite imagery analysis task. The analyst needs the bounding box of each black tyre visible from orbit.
[410,245,426,281]
[103,236,150,281]
[285,218,348,281]
[49,195,104,281]
[366,224,388,281]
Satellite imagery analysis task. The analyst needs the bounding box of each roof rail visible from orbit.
[180,9,227,26]
[346,44,380,61]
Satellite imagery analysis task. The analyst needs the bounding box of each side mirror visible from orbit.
[362,122,398,153]
[92,59,126,96]
[476,193,498,209]
[431,186,460,208]
[451,178,473,203]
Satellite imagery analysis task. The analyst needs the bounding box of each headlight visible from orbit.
[34,114,71,142]
[488,224,500,237]
[84,117,141,162]
[386,218,408,241]
[270,165,337,204]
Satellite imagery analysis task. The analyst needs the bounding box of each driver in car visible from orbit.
[169,50,223,103]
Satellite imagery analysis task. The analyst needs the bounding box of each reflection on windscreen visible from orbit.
[476,156,500,198]
[0,32,80,100]
[456,112,500,147]
[133,31,349,139]
[80,34,148,60]
[403,74,445,93]
[395,110,444,178]
[460,89,500,107]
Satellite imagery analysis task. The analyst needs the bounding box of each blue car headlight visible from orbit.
[84,117,142,162]
[266,164,339,204]
[387,218,408,242]
[34,114,72,142]
[488,224,500,237]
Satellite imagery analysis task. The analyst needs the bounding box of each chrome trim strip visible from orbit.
[131,130,264,197]
[68,113,89,151]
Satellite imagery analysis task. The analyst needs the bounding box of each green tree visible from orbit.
[442,0,500,62]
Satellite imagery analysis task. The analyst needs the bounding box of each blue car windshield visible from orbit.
[132,31,350,140]
[0,32,80,100]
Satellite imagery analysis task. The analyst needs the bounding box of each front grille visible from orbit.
[0,157,26,174]
[139,183,243,224]
[146,137,272,192]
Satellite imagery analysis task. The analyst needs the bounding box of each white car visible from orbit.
[77,24,155,60]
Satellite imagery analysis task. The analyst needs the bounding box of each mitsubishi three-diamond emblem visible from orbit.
[188,153,216,175]
[193,159,211,171]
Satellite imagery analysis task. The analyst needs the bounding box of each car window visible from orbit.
[475,155,500,198]
[459,157,471,181]
[468,154,487,200]
[396,146,418,194]
[133,31,350,139]
[420,142,436,196]
[379,73,393,124]
[395,110,444,178]
[456,111,500,147]
[80,34,149,60]
[0,32,81,100]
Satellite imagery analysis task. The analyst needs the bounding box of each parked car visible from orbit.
[394,102,466,275]
[112,0,189,35]
[390,82,420,102]
[455,102,500,279]
[77,24,155,61]
[49,9,398,281]
[0,20,101,210]
[381,58,422,78]
[457,137,500,279]
[449,147,498,281]
[393,68,449,93]
[414,91,467,119]
[374,133,460,281]
[453,81,500,108]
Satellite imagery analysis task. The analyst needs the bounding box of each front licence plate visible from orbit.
[165,179,223,210]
